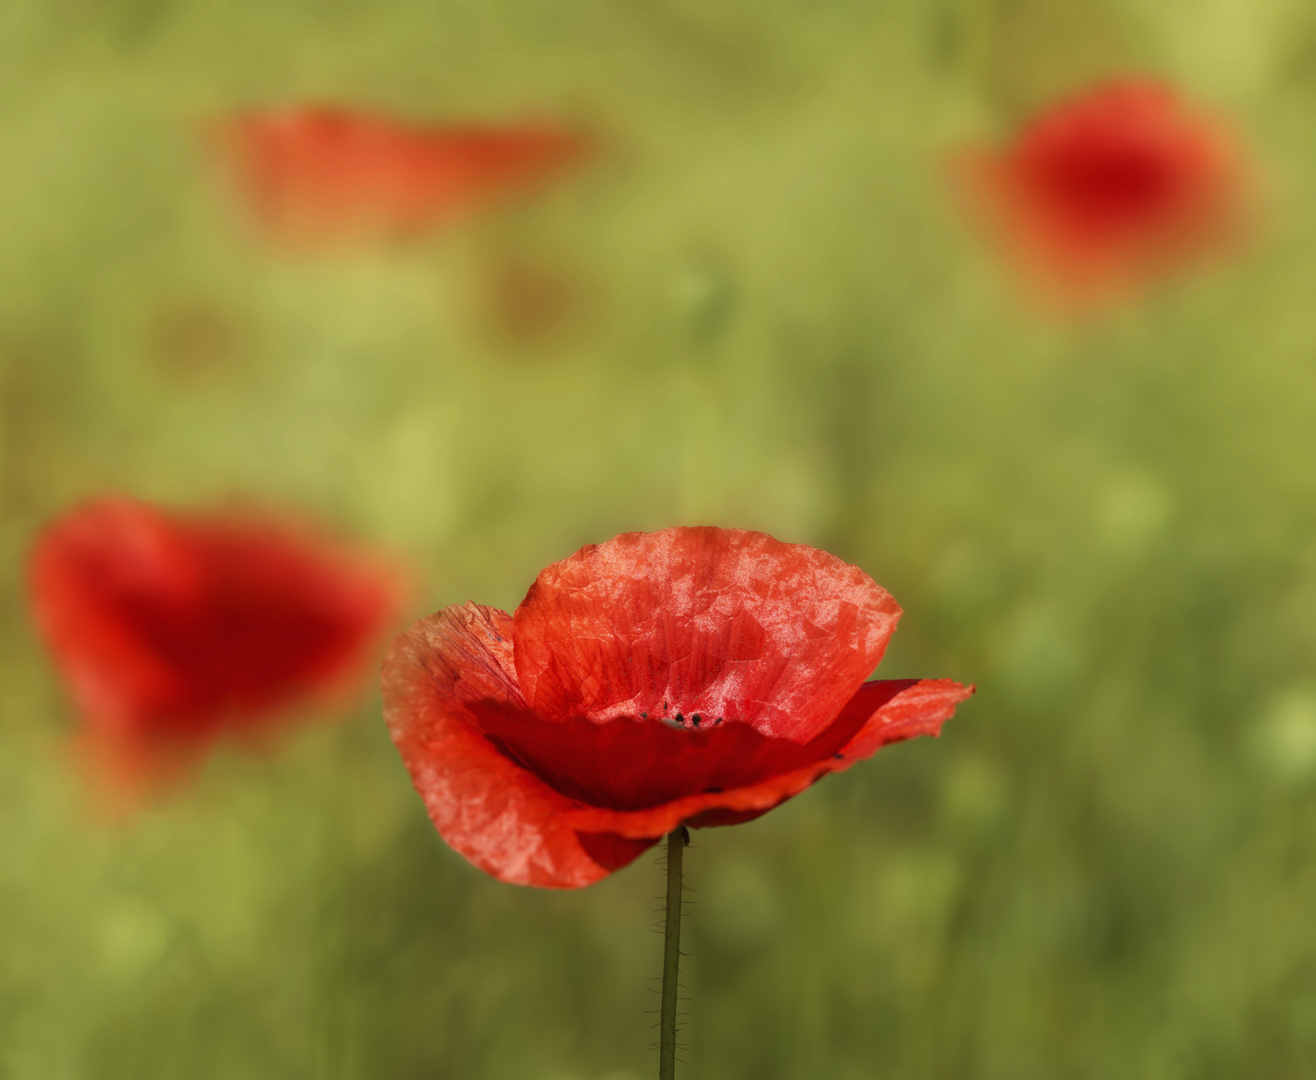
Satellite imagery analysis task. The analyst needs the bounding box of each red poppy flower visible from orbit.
[211,106,591,246]
[383,527,972,889]
[29,497,405,790]
[952,79,1254,305]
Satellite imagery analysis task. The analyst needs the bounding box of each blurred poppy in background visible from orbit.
[210,106,593,247]
[951,79,1256,307]
[383,527,972,889]
[29,497,405,796]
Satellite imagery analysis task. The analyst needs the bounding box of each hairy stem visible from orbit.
[659,827,688,1080]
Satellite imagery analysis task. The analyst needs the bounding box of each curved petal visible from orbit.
[382,603,657,888]
[512,527,902,741]
[469,681,913,811]
[557,679,974,839]
[828,678,975,771]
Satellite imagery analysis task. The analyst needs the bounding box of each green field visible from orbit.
[4,1,1316,1077]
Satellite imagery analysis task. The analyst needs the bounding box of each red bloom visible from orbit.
[211,106,591,246]
[952,80,1254,305]
[383,528,972,889]
[29,497,404,790]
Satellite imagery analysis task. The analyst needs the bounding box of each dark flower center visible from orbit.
[470,683,910,811]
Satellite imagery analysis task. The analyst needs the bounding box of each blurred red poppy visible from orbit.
[29,497,405,792]
[211,106,591,246]
[383,527,972,889]
[952,80,1255,306]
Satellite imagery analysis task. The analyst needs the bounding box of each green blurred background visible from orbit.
[5,0,1316,1076]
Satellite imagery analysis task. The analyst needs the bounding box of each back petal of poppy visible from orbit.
[511,527,902,741]
[382,603,657,888]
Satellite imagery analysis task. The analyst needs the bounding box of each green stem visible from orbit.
[659,827,688,1080]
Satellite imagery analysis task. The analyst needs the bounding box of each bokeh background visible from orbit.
[5,0,1316,1077]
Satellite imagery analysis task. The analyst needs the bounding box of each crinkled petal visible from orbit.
[512,527,902,741]
[382,603,657,888]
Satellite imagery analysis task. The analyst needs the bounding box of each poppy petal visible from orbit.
[382,604,656,888]
[468,680,911,812]
[511,527,902,741]
[556,678,974,839]
[829,677,975,770]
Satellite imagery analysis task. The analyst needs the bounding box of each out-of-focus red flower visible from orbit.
[29,497,405,793]
[211,106,592,246]
[952,80,1255,306]
[383,527,972,889]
